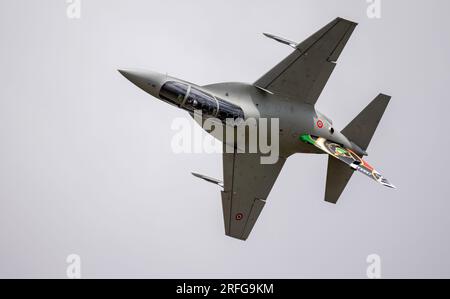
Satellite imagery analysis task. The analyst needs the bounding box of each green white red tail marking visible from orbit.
[300,135,395,189]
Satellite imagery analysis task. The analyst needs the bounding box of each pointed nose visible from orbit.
[118,69,166,98]
[118,69,132,79]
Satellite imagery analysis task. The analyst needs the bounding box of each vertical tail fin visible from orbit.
[341,94,391,152]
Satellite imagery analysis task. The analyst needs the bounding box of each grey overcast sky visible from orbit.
[0,0,449,278]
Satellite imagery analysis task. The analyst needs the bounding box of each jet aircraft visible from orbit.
[119,17,394,241]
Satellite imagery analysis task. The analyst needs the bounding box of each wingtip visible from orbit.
[379,93,392,99]
[336,17,359,26]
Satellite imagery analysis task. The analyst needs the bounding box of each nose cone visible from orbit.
[118,69,166,98]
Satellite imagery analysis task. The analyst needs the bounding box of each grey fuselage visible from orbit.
[119,69,361,158]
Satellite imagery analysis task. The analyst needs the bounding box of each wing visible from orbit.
[255,17,357,105]
[221,146,286,241]
[301,134,395,189]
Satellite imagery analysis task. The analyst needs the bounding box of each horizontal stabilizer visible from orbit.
[325,156,354,204]
[300,135,396,202]
[342,94,391,151]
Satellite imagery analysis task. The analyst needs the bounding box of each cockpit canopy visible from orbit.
[159,81,244,122]
[159,81,188,106]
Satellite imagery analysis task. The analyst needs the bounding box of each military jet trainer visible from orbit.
[119,17,394,241]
